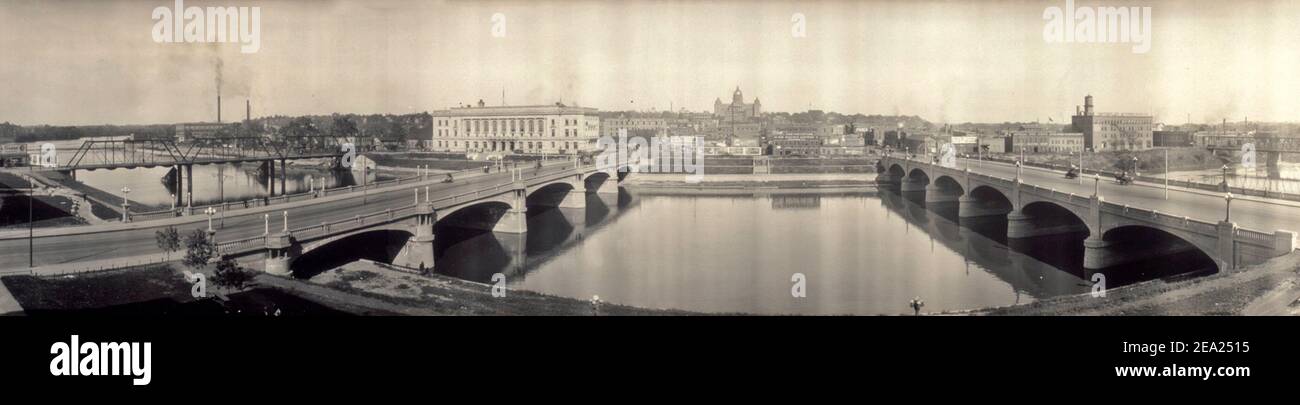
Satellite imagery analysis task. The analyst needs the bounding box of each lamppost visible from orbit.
[1163,148,1169,199]
[1224,192,1233,222]
[1221,164,1230,192]
[170,193,176,210]
[204,207,217,234]
[121,187,131,222]
[909,296,925,316]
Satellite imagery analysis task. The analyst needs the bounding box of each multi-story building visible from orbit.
[430,100,600,155]
[174,122,233,142]
[1069,95,1153,151]
[1010,124,1084,154]
[601,117,668,138]
[1153,130,1194,147]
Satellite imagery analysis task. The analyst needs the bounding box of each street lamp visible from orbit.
[1224,192,1233,222]
[120,187,131,222]
[1221,164,1230,192]
[204,207,217,233]
[909,296,925,316]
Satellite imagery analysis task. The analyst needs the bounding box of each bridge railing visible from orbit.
[1235,228,1276,248]
[217,235,268,256]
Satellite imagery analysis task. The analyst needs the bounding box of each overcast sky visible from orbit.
[3,0,1299,126]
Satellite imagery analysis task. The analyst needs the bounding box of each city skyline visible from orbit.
[3,0,1300,126]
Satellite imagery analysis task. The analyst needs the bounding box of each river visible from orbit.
[421,187,1212,315]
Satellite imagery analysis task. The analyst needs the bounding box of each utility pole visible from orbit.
[28,171,33,268]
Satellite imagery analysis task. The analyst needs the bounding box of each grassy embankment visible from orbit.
[1012,148,1228,174]
[1,264,357,315]
[1,259,694,316]
[281,261,694,315]
[0,172,88,228]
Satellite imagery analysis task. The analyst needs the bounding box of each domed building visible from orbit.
[713,86,761,121]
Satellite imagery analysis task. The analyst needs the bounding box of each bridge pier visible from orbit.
[900,177,927,193]
[396,204,437,270]
[171,165,184,209]
[280,159,287,197]
[874,171,900,185]
[594,172,620,195]
[1006,209,1089,239]
[957,195,1011,218]
[263,232,296,276]
[185,164,193,211]
[923,184,960,203]
[493,208,528,234]
[559,189,586,209]
[1216,221,1236,271]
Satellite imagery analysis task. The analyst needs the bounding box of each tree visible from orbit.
[211,259,254,290]
[155,226,181,261]
[182,229,217,271]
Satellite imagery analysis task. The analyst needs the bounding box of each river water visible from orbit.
[422,188,1212,315]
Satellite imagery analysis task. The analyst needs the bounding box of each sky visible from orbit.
[2,0,1299,126]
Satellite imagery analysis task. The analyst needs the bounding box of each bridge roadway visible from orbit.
[0,160,607,272]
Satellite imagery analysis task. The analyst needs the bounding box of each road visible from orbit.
[0,162,582,270]
[939,157,1300,233]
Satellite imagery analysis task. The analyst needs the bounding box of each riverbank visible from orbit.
[965,251,1300,316]
[286,259,695,315]
[0,258,695,316]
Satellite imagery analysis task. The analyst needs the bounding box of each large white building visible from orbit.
[430,100,601,155]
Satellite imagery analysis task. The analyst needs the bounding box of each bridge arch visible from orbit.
[291,228,416,278]
[583,171,619,194]
[1093,225,1220,274]
[906,168,931,185]
[526,181,578,208]
[887,164,906,179]
[1008,200,1094,240]
[436,200,516,232]
[932,175,963,195]
[959,185,1014,219]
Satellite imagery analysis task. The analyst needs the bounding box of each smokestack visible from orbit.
[246,99,251,123]
[217,92,222,123]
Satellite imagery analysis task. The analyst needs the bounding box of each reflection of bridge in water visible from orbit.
[878,188,1090,299]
